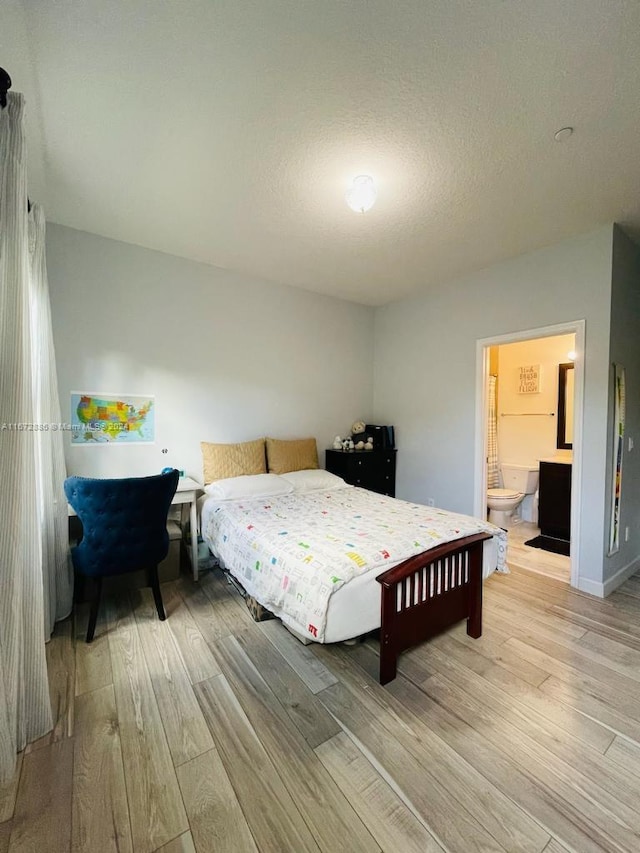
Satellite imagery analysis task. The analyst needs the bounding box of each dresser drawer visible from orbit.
[325,449,396,497]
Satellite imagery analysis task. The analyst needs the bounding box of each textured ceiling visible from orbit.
[3,0,640,305]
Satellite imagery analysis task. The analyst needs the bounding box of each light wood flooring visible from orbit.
[3,564,640,851]
[505,521,571,583]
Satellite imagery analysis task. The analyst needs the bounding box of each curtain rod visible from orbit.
[500,412,555,417]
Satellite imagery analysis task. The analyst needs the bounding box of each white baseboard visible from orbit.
[576,577,605,598]
[577,557,640,598]
[603,557,640,597]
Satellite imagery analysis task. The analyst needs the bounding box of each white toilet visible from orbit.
[487,463,539,527]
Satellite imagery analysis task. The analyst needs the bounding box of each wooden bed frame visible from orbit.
[375,532,491,684]
[214,528,493,686]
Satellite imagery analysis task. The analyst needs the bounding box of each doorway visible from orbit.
[474,321,585,588]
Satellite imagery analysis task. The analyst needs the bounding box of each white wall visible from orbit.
[496,334,575,468]
[373,226,613,587]
[604,226,640,587]
[47,224,374,481]
[47,221,625,589]
[1,0,47,201]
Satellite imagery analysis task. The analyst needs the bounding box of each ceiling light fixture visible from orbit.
[567,350,576,360]
[346,175,377,213]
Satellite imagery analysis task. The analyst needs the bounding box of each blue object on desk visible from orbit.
[64,469,179,643]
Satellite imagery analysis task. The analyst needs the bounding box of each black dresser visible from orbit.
[325,449,397,497]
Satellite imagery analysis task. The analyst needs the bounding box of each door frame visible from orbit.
[474,320,585,588]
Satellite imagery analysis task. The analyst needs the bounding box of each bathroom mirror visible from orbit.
[557,363,574,449]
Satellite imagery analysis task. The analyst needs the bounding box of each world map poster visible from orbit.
[70,393,155,444]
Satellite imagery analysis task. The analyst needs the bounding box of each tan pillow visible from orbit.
[266,437,318,475]
[201,439,266,484]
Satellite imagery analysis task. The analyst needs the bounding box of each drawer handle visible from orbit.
[357,459,362,466]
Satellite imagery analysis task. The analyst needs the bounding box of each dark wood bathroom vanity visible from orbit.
[538,459,572,543]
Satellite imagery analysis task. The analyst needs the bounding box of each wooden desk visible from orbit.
[173,477,202,581]
[68,476,203,581]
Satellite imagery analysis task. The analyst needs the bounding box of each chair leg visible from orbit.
[86,577,102,643]
[149,566,166,621]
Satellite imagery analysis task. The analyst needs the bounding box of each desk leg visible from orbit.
[190,498,199,581]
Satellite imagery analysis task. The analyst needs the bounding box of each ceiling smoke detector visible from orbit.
[554,127,574,142]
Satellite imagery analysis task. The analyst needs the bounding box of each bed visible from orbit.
[198,445,507,684]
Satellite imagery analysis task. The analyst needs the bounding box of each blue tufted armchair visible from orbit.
[64,469,179,642]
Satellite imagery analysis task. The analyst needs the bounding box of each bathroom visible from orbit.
[486,333,575,581]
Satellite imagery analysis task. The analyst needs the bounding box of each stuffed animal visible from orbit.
[351,420,366,435]
[355,440,365,450]
[364,436,374,450]
[333,435,343,450]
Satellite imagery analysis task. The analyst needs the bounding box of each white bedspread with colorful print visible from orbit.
[201,487,507,643]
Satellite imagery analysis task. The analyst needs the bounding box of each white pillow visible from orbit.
[280,469,349,492]
[204,473,294,500]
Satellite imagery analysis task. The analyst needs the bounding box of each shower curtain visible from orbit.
[487,374,499,489]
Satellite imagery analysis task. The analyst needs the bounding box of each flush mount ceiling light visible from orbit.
[567,350,576,360]
[345,175,377,213]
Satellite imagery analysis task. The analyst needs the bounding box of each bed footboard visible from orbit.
[375,532,492,684]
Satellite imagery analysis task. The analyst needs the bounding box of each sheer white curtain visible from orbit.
[0,92,73,784]
[30,204,74,635]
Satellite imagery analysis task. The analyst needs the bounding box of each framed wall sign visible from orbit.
[518,364,540,394]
